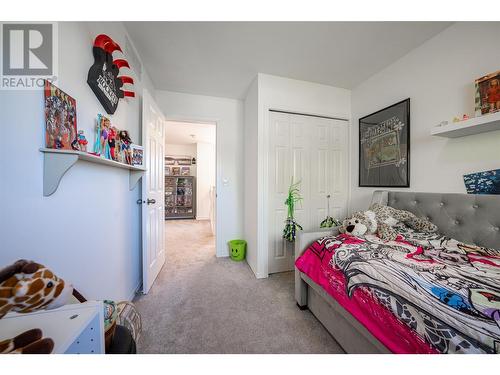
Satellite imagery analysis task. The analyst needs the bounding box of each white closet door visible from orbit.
[268,111,348,274]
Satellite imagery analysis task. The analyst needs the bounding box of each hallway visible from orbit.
[134,219,343,353]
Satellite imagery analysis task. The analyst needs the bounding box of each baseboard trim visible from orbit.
[128,280,142,301]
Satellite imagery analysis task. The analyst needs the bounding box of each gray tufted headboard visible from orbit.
[371,190,500,250]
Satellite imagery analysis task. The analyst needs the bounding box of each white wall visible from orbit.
[0,22,156,301]
[196,142,216,220]
[350,22,500,213]
[245,73,351,278]
[155,90,244,257]
[165,143,197,159]
[243,78,259,276]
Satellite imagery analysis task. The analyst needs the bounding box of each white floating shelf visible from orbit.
[40,148,146,196]
[431,111,500,138]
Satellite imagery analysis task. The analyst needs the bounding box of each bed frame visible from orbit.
[295,190,500,353]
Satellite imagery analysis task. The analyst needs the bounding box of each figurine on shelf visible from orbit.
[108,126,118,160]
[101,117,112,159]
[118,130,132,164]
[453,116,461,123]
[462,114,470,121]
[76,130,88,152]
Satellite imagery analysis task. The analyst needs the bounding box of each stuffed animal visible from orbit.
[340,203,437,241]
[339,210,378,237]
[0,260,73,319]
[0,328,54,354]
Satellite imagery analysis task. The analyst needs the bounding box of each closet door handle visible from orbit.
[147,198,156,205]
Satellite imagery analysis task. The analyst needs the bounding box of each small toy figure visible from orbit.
[76,130,88,152]
[462,114,470,121]
[118,130,132,164]
[108,126,118,160]
[486,78,500,113]
[453,116,460,123]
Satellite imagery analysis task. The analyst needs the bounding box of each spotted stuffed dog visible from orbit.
[340,203,437,241]
[0,260,73,318]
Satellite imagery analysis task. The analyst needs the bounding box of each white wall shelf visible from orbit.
[431,111,500,138]
[40,148,146,197]
[0,301,104,354]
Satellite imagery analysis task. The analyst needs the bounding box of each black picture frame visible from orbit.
[358,98,410,188]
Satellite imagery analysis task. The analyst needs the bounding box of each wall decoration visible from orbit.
[176,157,192,166]
[44,80,77,150]
[181,167,190,176]
[475,70,500,116]
[165,167,171,176]
[172,167,181,176]
[130,144,144,166]
[463,169,500,195]
[165,156,176,165]
[165,155,193,165]
[87,34,135,115]
[359,99,410,187]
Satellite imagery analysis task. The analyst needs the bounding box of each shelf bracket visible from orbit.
[129,170,144,190]
[43,152,79,197]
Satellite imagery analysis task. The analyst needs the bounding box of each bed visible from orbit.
[294,190,500,354]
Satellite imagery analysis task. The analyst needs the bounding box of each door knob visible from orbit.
[147,198,156,205]
[136,199,145,204]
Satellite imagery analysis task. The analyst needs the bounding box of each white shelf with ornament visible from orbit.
[40,148,146,197]
[431,111,500,138]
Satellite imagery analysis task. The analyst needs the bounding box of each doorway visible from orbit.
[164,121,217,257]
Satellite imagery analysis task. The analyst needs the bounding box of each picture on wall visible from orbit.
[44,80,78,150]
[475,70,500,116]
[181,167,190,176]
[359,98,410,187]
[172,167,181,176]
[165,166,171,176]
[463,169,500,195]
[130,144,144,166]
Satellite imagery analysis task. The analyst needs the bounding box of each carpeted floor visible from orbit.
[133,219,344,353]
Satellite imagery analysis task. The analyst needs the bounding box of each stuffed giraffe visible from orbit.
[0,259,73,319]
[0,328,54,354]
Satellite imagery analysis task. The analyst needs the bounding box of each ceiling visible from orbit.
[124,22,452,99]
[165,121,216,145]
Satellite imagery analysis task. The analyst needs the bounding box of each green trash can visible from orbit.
[228,240,246,261]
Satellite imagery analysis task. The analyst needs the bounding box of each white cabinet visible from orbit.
[0,301,104,354]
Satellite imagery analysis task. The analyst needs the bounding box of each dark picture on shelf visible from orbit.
[463,169,500,195]
[359,99,410,187]
[44,80,78,150]
[475,70,500,116]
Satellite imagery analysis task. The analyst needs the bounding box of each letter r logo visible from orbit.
[2,23,53,75]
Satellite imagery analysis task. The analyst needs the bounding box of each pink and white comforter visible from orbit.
[295,224,500,354]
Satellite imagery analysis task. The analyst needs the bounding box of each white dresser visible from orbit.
[0,301,104,354]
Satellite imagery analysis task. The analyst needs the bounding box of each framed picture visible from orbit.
[130,144,144,166]
[172,167,181,176]
[165,166,171,176]
[359,98,410,187]
[181,167,190,176]
[165,156,174,165]
[44,80,78,150]
[475,70,500,116]
[463,169,500,195]
[176,157,192,166]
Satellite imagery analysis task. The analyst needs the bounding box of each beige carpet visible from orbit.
[133,219,344,353]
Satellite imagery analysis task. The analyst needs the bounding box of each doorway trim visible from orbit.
[164,116,222,258]
[258,103,351,278]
